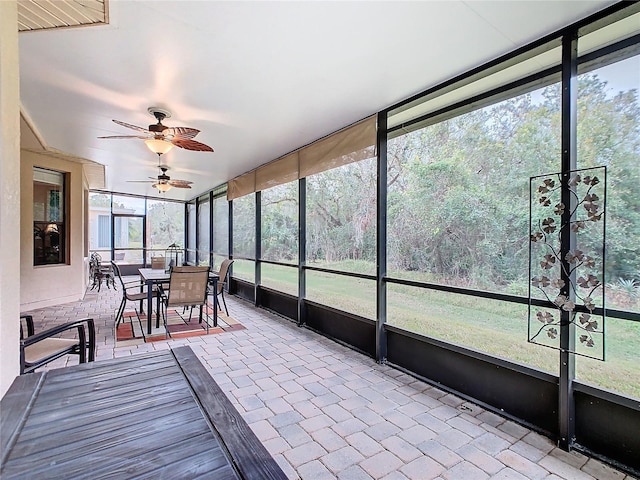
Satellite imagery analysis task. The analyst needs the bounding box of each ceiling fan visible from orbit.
[99,107,214,153]
[128,159,193,193]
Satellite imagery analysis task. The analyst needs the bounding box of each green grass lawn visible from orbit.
[232,260,640,399]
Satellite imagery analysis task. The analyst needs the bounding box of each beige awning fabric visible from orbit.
[227,115,376,200]
[227,171,256,200]
[299,116,376,178]
[255,152,299,192]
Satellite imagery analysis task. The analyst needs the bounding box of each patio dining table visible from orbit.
[1,346,286,479]
[138,268,219,335]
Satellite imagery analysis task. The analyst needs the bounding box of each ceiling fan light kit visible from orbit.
[128,158,193,194]
[153,182,172,193]
[144,138,174,155]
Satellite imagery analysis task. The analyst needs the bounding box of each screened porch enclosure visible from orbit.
[89,193,186,276]
[90,3,640,476]
[220,5,640,475]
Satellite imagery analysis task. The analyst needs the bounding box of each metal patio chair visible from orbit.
[112,261,158,327]
[158,265,211,333]
[213,259,234,316]
[19,314,96,374]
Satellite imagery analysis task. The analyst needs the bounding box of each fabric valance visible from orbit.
[227,115,376,200]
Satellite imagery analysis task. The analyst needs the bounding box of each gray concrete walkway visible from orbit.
[21,281,633,480]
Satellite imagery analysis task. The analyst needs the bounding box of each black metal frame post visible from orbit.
[255,191,262,307]
[184,202,189,262]
[298,177,306,326]
[195,197,201,265]
[558,29,578,451]
[209,191,214,267]
[228,198,234,279]
[376,111,388,363]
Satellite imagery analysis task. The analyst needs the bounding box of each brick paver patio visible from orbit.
[19,281,634,480]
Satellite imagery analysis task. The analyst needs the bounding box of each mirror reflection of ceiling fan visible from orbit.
[99,107,214,153]
[128,160,193,193]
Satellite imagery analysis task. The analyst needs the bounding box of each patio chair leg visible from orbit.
[115,298,126,327]
[220,290,229,316]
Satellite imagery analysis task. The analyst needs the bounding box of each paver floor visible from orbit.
[20,282,635,480]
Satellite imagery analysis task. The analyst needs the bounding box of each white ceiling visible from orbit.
[18,0,617,201]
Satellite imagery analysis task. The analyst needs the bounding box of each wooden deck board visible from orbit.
[26,370,187,414]
[19,386,193,441]
[0,372,43,465]
[18,398,200,452]
[1,347,285,479]
[12,401,205,459]
[81,433,238,480]
[40,354,178,390]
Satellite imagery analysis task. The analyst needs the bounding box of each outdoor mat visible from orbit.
[116,305,245,344]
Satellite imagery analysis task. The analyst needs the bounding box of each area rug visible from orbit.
[115,305,245,344]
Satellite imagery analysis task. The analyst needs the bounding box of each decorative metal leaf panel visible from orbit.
[18,0,108,32]
[528,167,606,361]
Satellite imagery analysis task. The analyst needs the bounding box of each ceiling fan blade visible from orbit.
[170,183,192,189]
[126,180,155,183]
[98,135,149,139]
[163,127,200,140]
[171,138,214,152]
[112,119,152,135]
[168,180,193,186]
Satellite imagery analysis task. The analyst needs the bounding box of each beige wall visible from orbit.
[20,151,88,310]
[0,0,20,397]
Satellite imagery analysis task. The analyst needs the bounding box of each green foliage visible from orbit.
[261,183,298,261]
[385,69,639,302]
[147,201,184,249]
[232,195,256,257]
[307,159,377,267]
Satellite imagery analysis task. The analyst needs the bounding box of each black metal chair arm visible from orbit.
[21,318,95,352]
[122,280,147,290]
[20,315,96,374]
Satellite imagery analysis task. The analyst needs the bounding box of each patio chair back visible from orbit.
[216,259,234,294]
[111,260,158,327]
[111,261,126,290]
[166,266,210,308]
[213,259,234,316]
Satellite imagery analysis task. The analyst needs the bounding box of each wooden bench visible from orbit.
[1,346,287,479]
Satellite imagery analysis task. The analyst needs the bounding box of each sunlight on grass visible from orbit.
[387,284,559,374]
[262,263,298,296]
[232,259,254,283]
[576,318,640,399]
[306,271,376,319]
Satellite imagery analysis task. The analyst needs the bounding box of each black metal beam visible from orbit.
[298,178,306,326]
[304,265,376,281]
[558,29,578,451]
[255,191,261,307]
[195,197,201,264]
[228,198,234,277]
[183,201,189,260]
[209,191,214,267]
[376,111,388,363]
